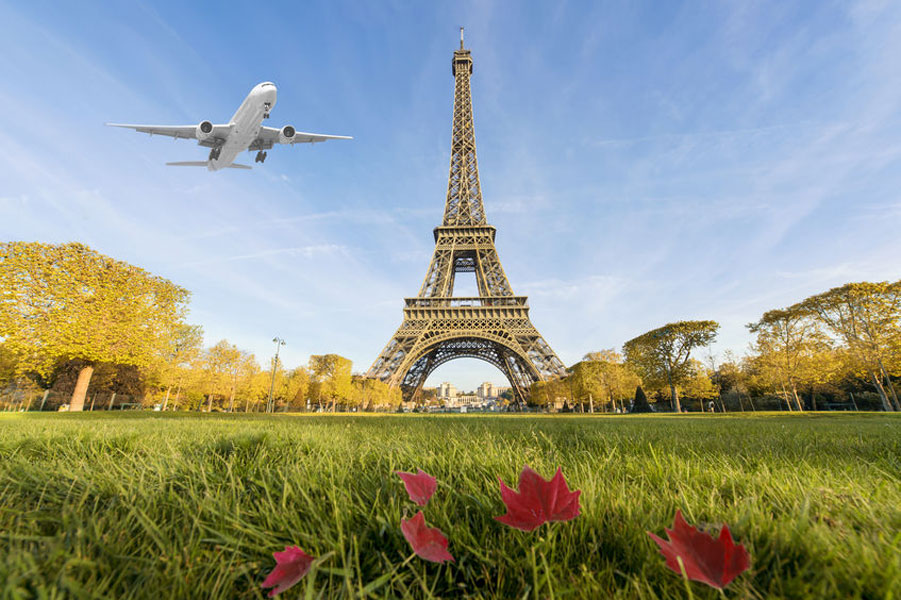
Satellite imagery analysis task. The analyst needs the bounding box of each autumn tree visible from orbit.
[566,362,596,412]
[713,351,754,411]
[201,340,241,411]
[0,344,15,385]
[529,378,570,410]
[278,367,310,410]
[153,324,203,411]
[797,281,901,411]
[243,369,272,412]
[747,308,835,411]
[623,320,720,412]
[0,242,190,411]
[571,350,641,412]
[350,376,396,411]
[350,376,401,411]
[309,354,352,412]
[226,350,259,412]
[680,359,719,410]
[528,381,550,408]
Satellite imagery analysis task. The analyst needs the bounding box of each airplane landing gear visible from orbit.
[208,147,221,161]
[263,103,271,119]
[255,151,268,163]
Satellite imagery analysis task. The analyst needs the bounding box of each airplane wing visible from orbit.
[106,123,233,146]
[252,126,352,150]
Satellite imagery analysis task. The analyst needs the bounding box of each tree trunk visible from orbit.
[69,365,94,412]
[879,363,900,411]
[588,394,594,414]
[779,382,793,411]
[161,386,171,411]
[228,388,236,413]
[665,367,680,412]
[790,382,804,412]
[849,391,859,411]
[108,392,116,411]
[886,377,900,411]
[206,393,214,412]
[870,371,893,412]
[670,383,680,412]
[39,389,50,411]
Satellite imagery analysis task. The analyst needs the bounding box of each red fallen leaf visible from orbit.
[396,468,437,506]
[400,511,455,564]
[261,546,314,597]
[494,465,581,531]
[647,510,751,590]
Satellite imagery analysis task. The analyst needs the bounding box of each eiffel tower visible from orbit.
[367,30,567,405]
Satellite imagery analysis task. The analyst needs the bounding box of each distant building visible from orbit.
[444,394,495,411]
[476,382,511,400]
[438,382,457,399]
[477,382,496,399]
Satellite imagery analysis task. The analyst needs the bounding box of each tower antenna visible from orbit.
[460,26,464,49]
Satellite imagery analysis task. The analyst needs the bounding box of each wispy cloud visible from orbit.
[587,121,817,148]
[178,244,349,267]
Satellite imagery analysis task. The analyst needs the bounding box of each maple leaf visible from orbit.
[494,465,581,531]
[396,469,437,506]
[261,546,314,597]
[400,511,455,564]
[647,510,751,590]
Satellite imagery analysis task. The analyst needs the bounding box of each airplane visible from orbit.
[107,82,351,171]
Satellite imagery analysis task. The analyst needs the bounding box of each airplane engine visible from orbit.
[279,125,296,144]
[195,120,214,141]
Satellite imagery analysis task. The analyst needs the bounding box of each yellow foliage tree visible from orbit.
[0,242,190,411]
[623,320,719,412]
[309,354,352,412]
[747,307,834,411]
[797,281,901,411]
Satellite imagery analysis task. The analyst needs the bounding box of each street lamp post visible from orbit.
[266,337,286,413]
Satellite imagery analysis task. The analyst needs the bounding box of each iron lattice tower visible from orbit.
[367,30,567,405]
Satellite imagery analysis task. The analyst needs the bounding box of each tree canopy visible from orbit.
[795,281,901,411]
[0,242,191,410]
[747,308,835,411]
[623,320,719,412]
[310,354,353,411]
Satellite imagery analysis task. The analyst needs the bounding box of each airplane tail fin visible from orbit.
[165,161,252,170]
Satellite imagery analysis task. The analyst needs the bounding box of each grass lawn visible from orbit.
[0,412,899,599]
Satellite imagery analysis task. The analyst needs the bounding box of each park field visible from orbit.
[0,413,899,599]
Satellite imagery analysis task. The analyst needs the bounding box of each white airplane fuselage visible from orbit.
[109,82,351,169]
[208,82,277,171]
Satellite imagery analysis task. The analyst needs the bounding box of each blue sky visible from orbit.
[1,1,900,391]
